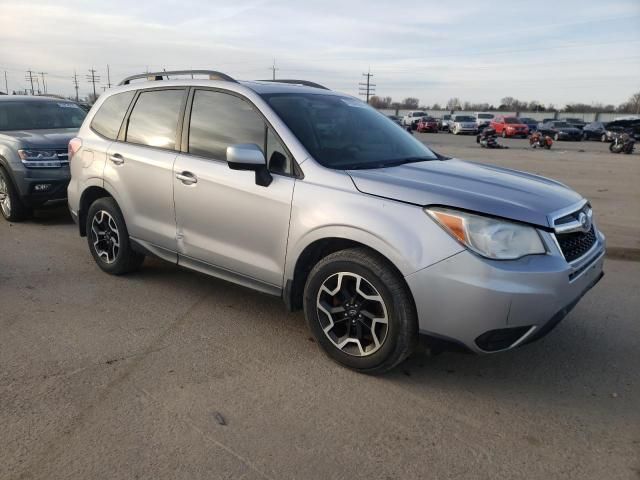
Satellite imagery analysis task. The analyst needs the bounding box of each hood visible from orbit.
[0,128,78,149]
[506,123,528,128]
[347,159,583,228]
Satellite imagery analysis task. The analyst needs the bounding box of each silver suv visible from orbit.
[68,70,605,373]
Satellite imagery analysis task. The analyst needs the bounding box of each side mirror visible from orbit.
[226,143,272,187]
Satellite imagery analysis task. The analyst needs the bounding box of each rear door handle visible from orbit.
[176,171,198,185]
[109,153,124,165]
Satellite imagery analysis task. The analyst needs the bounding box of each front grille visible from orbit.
[56,149,69,162]
[556,226,597,262]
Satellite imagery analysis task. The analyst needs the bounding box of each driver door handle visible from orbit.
[176,171,198,185]
[109,153,124,165]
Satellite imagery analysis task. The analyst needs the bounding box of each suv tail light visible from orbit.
[68,137,82,163]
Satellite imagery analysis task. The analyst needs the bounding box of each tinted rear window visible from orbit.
[126,89,185,149]
[0,100,86,131]
[90,91,135,139]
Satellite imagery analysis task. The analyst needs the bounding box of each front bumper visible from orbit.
[405,230,605,353]
[12,167,71,207]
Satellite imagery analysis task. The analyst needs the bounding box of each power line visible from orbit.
[358,69,375,104]
[25,69,36,95]
[270,58,278,80]
[38,71,47,93]
[86,68,100,98]
[72,71,79,101]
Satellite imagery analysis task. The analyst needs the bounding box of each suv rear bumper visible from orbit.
[405,233,605,354]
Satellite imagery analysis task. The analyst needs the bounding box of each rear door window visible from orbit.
[125,89,185,149]
[90,91,135,140]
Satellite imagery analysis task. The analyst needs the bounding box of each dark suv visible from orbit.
[0,96,86,221]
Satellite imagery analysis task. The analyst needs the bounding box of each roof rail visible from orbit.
[119,70,237,86]
[256,79,330,90]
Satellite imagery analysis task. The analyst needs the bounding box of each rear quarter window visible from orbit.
[90,91,135,140]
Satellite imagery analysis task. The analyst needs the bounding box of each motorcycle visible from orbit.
[529,131,553,149]
[609,132,635,154]
[476,128,508,149]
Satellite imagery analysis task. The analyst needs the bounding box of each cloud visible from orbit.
[0,0,638,105]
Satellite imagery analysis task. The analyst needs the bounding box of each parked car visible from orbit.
[582,121,609,141]
[416,117,438,133]
[402,111,428,129]
[490,116,529,138]
[438,114,452,131]
[475,112,495,130]
[449,115,478,135]
[562,117,587,130]
[386,115,402,126]
[519,117,539,132]
[68,70,605,373]
[537,120,583,141]
[0,96,87,221]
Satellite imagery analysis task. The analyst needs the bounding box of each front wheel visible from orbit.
[0,167,31,222]
[86,197,145,275]
[501,130,507,138]
[554,133,560,141]
[304,248,417,374]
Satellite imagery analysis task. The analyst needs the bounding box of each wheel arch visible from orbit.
[78,185,113,236]
[284,235,410,312]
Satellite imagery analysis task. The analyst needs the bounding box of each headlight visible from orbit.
[425,207,546,260]
[18,149,62,168]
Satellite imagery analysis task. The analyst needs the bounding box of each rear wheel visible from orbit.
[304,248,417,374]
[601,133,607,142]
[86,197,145,275]
[0,167,31,222]
[554,133,560,141]
[501,130,507,138]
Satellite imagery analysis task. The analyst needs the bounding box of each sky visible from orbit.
[1,0,639,107]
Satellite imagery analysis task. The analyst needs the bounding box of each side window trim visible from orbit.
[180,87,301,178]
[118,87,188,151]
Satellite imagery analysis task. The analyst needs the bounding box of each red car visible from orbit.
[490,116,529,138]
[416,117,439,133]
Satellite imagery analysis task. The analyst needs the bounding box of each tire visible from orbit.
[601,134,607,142]
[554,133,560,141]
[86,197,145,275]
[609,143,619,153]
[303,247,417,374]
[0,166,32,222]
[501,130,507,138]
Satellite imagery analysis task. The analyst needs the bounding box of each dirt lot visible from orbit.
[416,132,640,258]
[1,138,639,479]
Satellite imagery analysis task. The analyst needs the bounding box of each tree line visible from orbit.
[369,92,640,114]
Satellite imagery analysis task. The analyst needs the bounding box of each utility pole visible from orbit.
[72,71,80,101]
[38,72,47,93]
[358,69,375,104]
[3,71,7,94]
[86,68,100,99]
[270,59,278,80]
[25,69,36,95]
[106,64,111,88]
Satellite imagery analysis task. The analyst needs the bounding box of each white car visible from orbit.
[475,112,495,130]
[450,115,478,135]
[402,111,428,129]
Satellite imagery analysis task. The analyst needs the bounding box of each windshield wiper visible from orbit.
[346,157,434,170]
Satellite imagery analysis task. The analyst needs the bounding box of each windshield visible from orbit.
[553,122,570,128]
[454,116,475,122]
[412,112,427,117]
[0,100,86,131]
[505,118,521,124]
[262,93,438,169]
[520,117,535,123]
[478,113,493,119]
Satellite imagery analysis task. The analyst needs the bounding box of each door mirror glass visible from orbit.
[226,143,272,187]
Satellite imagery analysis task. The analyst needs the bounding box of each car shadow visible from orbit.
[30,204,73,225]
